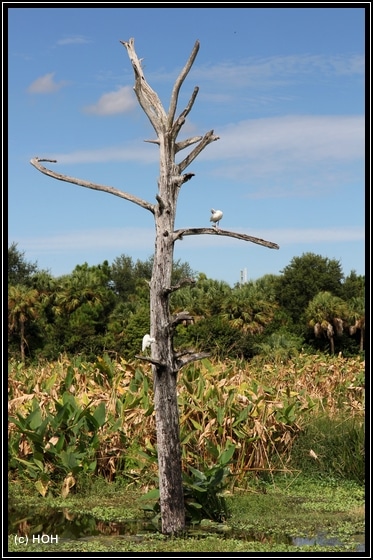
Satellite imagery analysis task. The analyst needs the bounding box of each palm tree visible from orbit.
[253,332,303,365]
[170,274,231,320]
[8,285,40,362]
[54,269,106,315]
[305,291,349,355]
[348,296,365,352]
[222,281,277,335]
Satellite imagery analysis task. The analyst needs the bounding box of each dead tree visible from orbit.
[30,38,279,535]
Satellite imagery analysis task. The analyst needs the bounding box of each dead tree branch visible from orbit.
[168,40,200,127]
[175,136,203,153]
[171,86,199,138]
[170,311,195,327]
[145,137,203,154]
[134,355,165,367]
[177,130,220,173]
[173,227,280,250]
[175,352,211,370]
[120,38,167,134]
[144,139,160,145]
[166,278,196,294]
[30,158,155,213]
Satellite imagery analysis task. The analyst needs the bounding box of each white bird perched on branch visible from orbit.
[142,334,155,353]
[210,209,223,229]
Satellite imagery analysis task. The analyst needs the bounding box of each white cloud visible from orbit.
[201,114,364,192]
[141,54,364,114]
[50,142,158,164]
[18,225,364,256]
[246,227,365,244]
[83,86,137,115]
[204,115,364,163]
[190,54,365,89]
[18,228,156,253]
[27,72,68,94]
[56,35,91,46]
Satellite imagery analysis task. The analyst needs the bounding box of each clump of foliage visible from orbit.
[8,245,365,363]
[182,442,234,523]
[9,392,106,497]
[140,442,234,525]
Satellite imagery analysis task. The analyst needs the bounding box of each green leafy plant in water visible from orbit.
[141,442,235,526]
[9,393,107,495]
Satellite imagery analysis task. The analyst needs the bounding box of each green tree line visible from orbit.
[8,243,365,363]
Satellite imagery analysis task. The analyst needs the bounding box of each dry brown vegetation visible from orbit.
[8,353,364,492]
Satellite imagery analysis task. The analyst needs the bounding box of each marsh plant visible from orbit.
[290,414,365,483]
[138,441,234,527]
[8,352,364,501]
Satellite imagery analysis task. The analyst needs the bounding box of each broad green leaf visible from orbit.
[144,404,154,417]
[233,408,249,426]
[186,502,203,509]
[140,488,160,500]
[55,434,66,453]
[217,407,225,426]
[63,366,75,390]
[93,402,106,427]
[35,479,49,497]
[28,407,43,431]
[141,504,157,511]
[190,418,203,431]
[219,444,236,466]
[44,372,58,392]
[188,466,205,481]
[15,457,39,471]
[60,450,79,470]
[180,430,197,445]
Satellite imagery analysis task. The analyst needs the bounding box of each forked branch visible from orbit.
[171,86,199,138]
[120,38,167,134]
[168,40,200,126]
[177,130,220,173]
[166,278,196,294]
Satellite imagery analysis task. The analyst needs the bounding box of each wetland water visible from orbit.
[8,508,365,551]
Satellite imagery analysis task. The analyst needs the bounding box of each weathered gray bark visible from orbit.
[30,37,279,535]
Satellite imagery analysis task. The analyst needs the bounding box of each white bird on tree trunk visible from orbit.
[210,209,223,229]
[142,334,155,353]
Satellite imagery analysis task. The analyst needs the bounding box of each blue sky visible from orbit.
[7,6,365,286]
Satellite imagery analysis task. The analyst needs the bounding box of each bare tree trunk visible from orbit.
[360,329,364,352]
[30,37,279,535]
[20,320,25,363]
[150,152,185,531]
[153,364,184,532]
[330,335,335,355]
